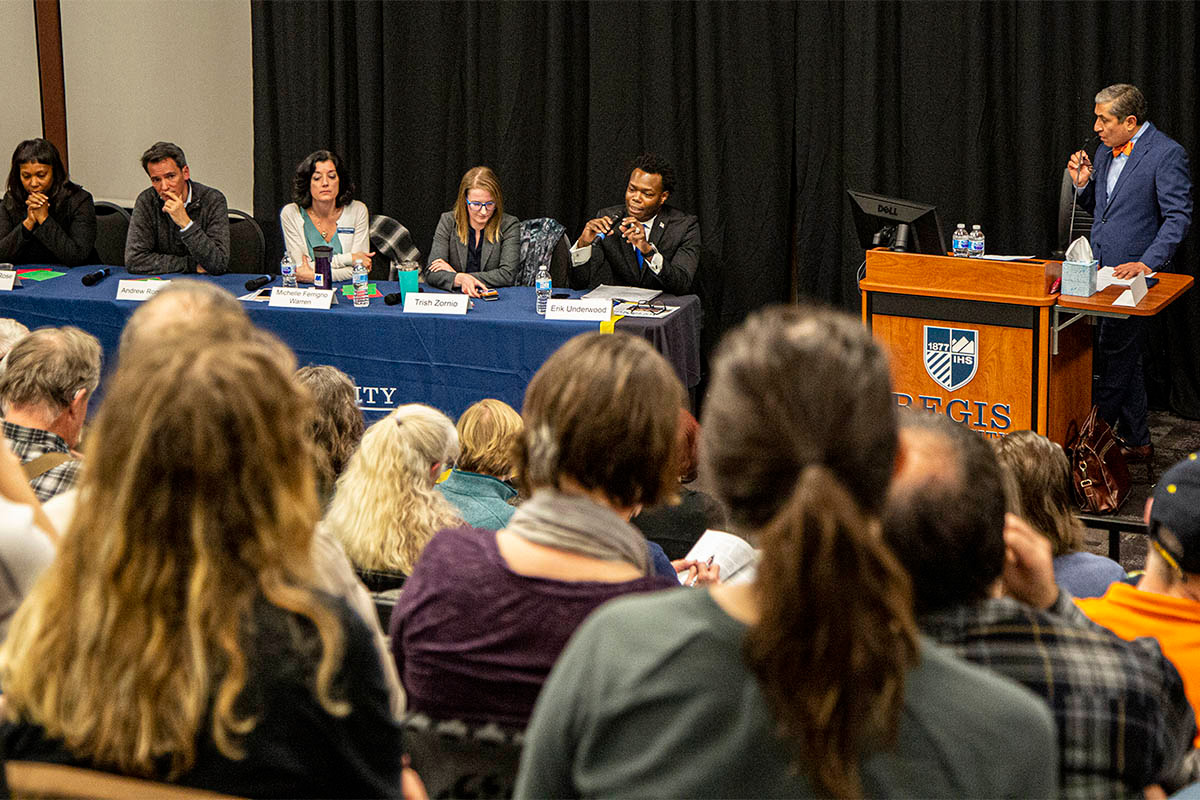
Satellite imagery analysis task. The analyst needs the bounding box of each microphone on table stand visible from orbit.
[81,268,111,286]
[384,292,403,305]
[244,275,274,292]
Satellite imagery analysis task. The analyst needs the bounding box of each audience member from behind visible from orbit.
[1078,452,1200,747]
[0,318,28,360]
[117,279,249,362]
[295,365,364,504]
[516,307,1055,799]
[0,439,57,642]
[0,337,403,797]
[884,411,1196,797]
[0,327,99,502]
[126,142,229,275]
[392,333,684,729]
[280,150,372,284]
[437,398,522,530]
[996,430,1126,598]
[324,404,462,589]
[0,139,98,267]
[569,153,700,295]
[633,407,729,559]
[119,288,404,717]
[426,166,519,298]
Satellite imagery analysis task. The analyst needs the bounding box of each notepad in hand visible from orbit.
[677,529,759,585]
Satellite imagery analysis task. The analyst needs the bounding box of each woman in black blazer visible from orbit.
[426,166,519,297]
[0,139,98,266]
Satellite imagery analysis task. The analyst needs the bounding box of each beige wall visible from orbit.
[0,2,44,163]
[60,0,254,210]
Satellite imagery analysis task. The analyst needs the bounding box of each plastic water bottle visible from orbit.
[952,224,969,258]
[352,259,368,307]
[535,264,551,315]
[968,225,985,258]
[281,254,297,288]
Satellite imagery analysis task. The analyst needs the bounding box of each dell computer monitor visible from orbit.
[848,190,947,256]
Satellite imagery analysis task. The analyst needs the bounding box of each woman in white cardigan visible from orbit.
[279,149,372,283]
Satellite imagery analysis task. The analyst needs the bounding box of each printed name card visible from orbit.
[268,287,334,309]
[403,294,470,315]
[545,298,612,322]
[116,279,172,301]
[0,271,17,292]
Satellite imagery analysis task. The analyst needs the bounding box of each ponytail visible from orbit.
[743,465,919,799]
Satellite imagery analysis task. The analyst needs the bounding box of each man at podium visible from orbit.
[1067,83,1192,461]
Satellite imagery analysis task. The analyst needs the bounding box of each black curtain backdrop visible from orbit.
[251,0,1200,416]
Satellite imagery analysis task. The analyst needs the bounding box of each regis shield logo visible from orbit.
[923,326,978,392]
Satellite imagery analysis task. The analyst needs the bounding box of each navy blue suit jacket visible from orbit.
[1079,122,1192,270]
[568,205,700,295]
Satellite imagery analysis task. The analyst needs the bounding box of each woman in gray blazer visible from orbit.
[426,166,520,297]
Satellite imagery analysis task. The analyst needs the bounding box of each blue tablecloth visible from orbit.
[0,268,700,421]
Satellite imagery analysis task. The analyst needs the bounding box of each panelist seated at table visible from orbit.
[426,166,519,298]
[0,138,98,267]
[125,141,229,275]
[280,149,372,284]
[569,153,700,296]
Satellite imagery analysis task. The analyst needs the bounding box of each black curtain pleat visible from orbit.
[251,0,1200,417]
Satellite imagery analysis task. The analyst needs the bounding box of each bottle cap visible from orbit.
[972,225,981,230]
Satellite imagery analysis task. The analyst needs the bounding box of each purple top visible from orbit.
[389,524,675,728]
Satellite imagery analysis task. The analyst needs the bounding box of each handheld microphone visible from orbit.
[594,212,626,242]
[244,275,273,291]
[384,292,403,306]
[1067,134,1101,248]
[81,268,111,287]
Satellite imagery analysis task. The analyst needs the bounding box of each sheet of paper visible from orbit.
[1097,266,1157,291]
[612,301,679,318]
[582,284,661,303]
[677,529,759,584]
[979,254,1037,262]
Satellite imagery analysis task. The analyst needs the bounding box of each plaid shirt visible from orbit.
[922,593,1197,799]
[2,420,82,502]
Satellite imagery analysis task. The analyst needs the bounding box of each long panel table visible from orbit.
[0,268,701,421]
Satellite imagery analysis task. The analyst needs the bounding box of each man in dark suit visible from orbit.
[569,154,699,295]
[1068,84,1192,461]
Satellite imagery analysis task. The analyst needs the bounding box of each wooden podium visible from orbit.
[860,249,1194,445]
[861,250,1083,444]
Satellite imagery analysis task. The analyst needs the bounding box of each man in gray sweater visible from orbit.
[124,141,229,275]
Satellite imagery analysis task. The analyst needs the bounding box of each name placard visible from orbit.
[268,287,334,310]
[116,279,172,301]
[0,271,17,292]
[403,293,470,315]
[545,298,612,322]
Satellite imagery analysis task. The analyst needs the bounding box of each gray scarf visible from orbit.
[504,489,650,574]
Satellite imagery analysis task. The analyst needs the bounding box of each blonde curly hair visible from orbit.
[0,336,346,779]
[324,403,462,574]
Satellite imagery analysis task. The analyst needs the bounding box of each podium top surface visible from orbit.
[860,249,1058,306]
[1056,272,1194,317]
[860,249,1193,317]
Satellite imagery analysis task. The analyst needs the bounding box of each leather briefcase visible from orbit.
[1065,406,1131,514]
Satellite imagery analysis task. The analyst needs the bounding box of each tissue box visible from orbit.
[1061,258,1098,297]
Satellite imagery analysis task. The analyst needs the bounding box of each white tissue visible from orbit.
[1065,236,1094,263]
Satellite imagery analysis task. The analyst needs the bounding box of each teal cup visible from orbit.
[398,263,420,302]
